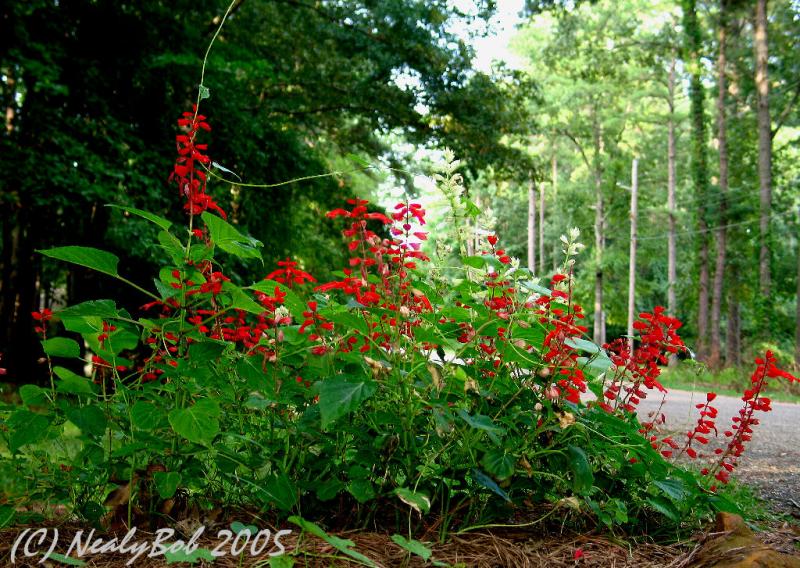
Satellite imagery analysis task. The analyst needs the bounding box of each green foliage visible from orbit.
[0,156,740,541]
[0,0,534,385]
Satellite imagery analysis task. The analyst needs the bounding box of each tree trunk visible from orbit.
[726,297,740,367]
[710,0,729,371]
[796,207,800,368]
[0,205,44,384]
[539,182,545,274]
[627,158,639,354]
[755,0,772,298]
[528,179,536,271]
[552,154,559,271]
[683,0,710,361]
[667,57,678,321]
[465,216,474,256]
[667,57,679,368]
[592,110,605,346]
[474,193,481,255]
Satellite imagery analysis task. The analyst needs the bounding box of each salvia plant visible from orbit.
[1,34,797,543]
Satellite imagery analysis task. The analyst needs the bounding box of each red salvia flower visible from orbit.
[169,105,226,219]
[705,352,797,485]
[265,258,316,288]
[601,307,685,415]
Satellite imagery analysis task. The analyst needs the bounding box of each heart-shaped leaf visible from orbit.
[202,212,263,261]
[168,399,220,444]
[154,471,181,499]
[316,376,376,428]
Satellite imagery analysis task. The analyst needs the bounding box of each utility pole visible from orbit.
[552,154,559,271]
[539,182,545,274]
[528,178,536,271]
[627,158,639,354]
[796,206,800,367]
[667,56,679,367]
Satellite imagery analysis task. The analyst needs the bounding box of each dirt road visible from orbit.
[636,389,800,514]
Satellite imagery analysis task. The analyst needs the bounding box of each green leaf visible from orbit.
[58,300,119,319]
[185,343,226,370]
[39,246,119,277]
[708,493,742,515]
[269,556,295,568]
[42,337,81,359]
[481,450,515,481]
[578,354,614,376]
[223,283,265,314]
[471,469,511,502]
[60,315,104,334]
[262,473,298,511]
[564,337,601,354]
[325,310,370,336]
[8,410,50,452]
[230,521,258,536]
[287,516,377,567]
[457,409,505,444]
[653,478,688,502]
[54,367,95,395]
[158,231,185,264]
[107,330,139,354]
[462,255,487,269]
[346,153,372,168]
[45,552,87,566]
[463,199,481,218]
[347,479,375,503]
[391,535,432,561]
[164,548,215,564]
[249,281,305,318]
[168,399,220,444]
[111,442,149,458]
[107,205,172,231]
[315,376,377,428]
[65,405,107,437]
[315,479,345,502]
[153,471,181,499]
[211,161,241,180]
[567,446,594,494]
[394,488,431,514]
[646,496,680,522]
[131,400,163,430]
[20,384,49,407]
[198,84,211,100]
[201,212,263,261]
[0,506,15,529]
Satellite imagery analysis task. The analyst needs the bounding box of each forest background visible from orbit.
[1,0,799,387]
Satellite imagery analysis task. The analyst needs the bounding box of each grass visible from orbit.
[659,363,800,404]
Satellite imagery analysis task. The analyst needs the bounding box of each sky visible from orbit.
[469,0,526,72]
[382,0,529,210]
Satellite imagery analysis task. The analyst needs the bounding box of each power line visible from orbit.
[546,208,797,245]
[637,209,797,241]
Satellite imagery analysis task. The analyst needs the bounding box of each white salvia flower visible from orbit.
[560,227,586,260]
[442,147,455,164]
[275,306,290,321]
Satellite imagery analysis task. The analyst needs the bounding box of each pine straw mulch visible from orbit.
[2,520,797,568]
[2,512,798,568]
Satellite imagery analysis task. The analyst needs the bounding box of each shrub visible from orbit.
[2,104,796,541]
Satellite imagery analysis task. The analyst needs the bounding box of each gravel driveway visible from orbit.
[636,389,800,514]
